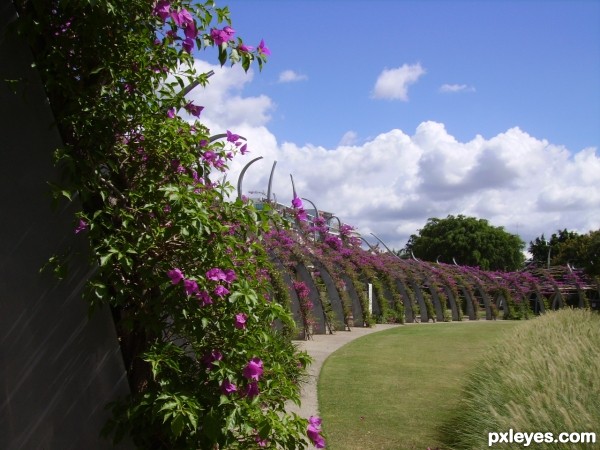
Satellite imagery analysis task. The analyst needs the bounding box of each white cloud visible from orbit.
[278,70,308,83]
[439,83,476,93]
[188,59,600,251]
[338,131,358,146]
[372,63,426,101]
[184,60,274,129]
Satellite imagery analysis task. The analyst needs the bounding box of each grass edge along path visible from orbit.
[317,321,521,450]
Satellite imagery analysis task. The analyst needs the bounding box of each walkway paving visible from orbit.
[286,324,402,448]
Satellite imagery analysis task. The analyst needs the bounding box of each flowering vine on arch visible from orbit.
[16,0,325,447]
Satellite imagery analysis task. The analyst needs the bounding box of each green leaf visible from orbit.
[99,252,113,267]
[170,414,185,437]
[218,44,227,66]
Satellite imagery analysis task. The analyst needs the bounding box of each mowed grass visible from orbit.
[318,321,521,450]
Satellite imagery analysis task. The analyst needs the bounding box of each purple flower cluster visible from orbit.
[153,2,198,53]
[307,416,326,448]
[168,266,237,305]
[291,196,308,222]
[210,26,235,46]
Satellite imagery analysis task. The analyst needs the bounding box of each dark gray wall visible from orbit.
[1,3,131,448]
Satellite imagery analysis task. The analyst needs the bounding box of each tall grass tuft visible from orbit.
[441,309,600,449]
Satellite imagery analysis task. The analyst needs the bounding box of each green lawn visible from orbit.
[318,321,521,450]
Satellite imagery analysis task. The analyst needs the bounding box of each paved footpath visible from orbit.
[286,324,402,447]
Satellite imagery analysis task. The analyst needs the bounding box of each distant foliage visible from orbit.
[529,228,600,277]
[404,214,525,271]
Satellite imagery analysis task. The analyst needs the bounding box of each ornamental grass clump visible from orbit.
[441,308,600,449]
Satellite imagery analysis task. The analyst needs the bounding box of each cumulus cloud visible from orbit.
[189,59,600,251]
[278,69,308,83]
[439,83,476,93]
[184,60,274,129]
[338,131,358,146]
[372,63,426,101]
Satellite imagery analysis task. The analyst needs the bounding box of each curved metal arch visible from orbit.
[411,250,421,262]
[301,197,320,219]
[173,70,214,114]
[328,215,342,231]
[371,233,402,260]
[290,174,297,198]
[236,156,263,200]
[360,236,377,252]
[267,161,277,203]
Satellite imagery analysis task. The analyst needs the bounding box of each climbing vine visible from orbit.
[15,0,323,448]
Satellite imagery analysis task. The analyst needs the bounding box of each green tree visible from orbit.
[404,215,525,271]
[553,229,600,277]
[528,228,579,268]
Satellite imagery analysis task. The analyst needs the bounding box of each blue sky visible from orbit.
[222,0,599,151]
[190,0,600,252]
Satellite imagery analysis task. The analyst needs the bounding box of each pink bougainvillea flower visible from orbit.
[184,102,203,117]
[224,269,237,284]
[166,107,175,118]
[255,435,268,447]
[206,268,226,281]
[296,208,308,222]
[238,43,254,52]
[293,281,310,299]
[308,416,322,428]
[220,379,237,395]
[170,8,194,27]
[153,0,171,21]
[182,37,194,53]
[234,313,247,330]
[243,357,264,381]
[202,350,222,370]
[168,268,184,285]
[223,26,235,39]
[240,143,249,155]
[245,381,260,398]
[202,150,216,163]
[196,290,213,306]
[214,285,229,297]
[165,29,177,41]
[226,130,240,143]
[257,39,270,56]
[308,432,326,449]
[74,219,88,234]
[291,196,303,208]
[183,279,199,296]
[183,20,197,40]
[210,27,234,46]
[210,28,225,45]
[307,416,326,448]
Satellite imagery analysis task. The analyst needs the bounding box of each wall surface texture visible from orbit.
[0,2,131,448]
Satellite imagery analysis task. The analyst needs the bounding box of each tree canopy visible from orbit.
[403,215,525,271]
[529,228,600,277]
